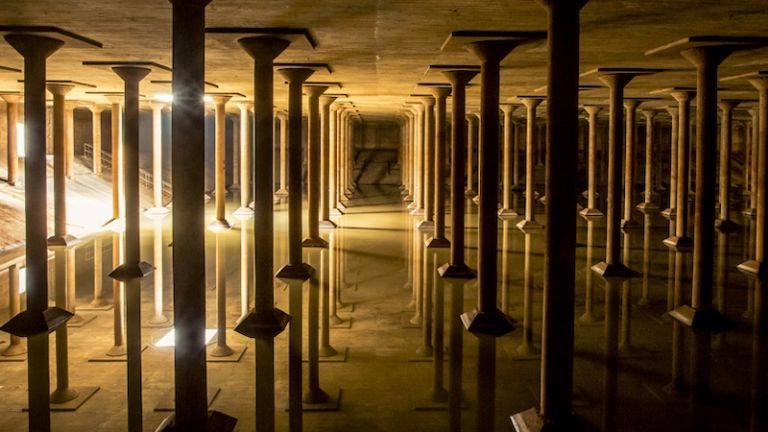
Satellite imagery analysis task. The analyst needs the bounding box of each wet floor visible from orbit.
[0,185,764,431]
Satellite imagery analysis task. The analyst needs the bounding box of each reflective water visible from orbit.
[0,186,764,431]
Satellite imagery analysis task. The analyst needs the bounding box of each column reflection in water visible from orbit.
[602,277,620,432]
[516,232,538,357]
[148,214,169,326]
[638,214,653,307]
[500,220,511,316]
[409,222,423,325]
[416,232,433,357]
[579,220,600,324]
[2,265,26,357]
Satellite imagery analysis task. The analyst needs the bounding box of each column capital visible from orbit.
[211,94,232,105]
[419,95,435,108]
[582,104,602,116]
[670,90,694,103]
[519,97,543,110]
[0,93,21,104]
[499,103,518,115]
[320,95,337,106]
[46,82,74,97]
[237,101,253,112]
[148,100,166,111]
[641,108,658,121]
[623,99,641,110]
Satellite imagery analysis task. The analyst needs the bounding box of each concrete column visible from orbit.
[621,99,641,229]
[739,77,768,279]
[210,95,231,230]
[47,83,75,246]
[302,85,329,247]
[167,1,236,429]
[277,65,315,432]
[580,105,603,218]
[329,105,340,212]
[146,101,168,214]
[716,100,739,232]
[665,42,748,331]
[109,65,153,432]
[335,108,348,213]
[402,110,414,201]
[663,90,694,250]
[498,103,519,219]
[65,100,74,179]
[91,104,103,175]
[637,109,659,213]
[107,96,122,223]
[662,106,679,219]
[592,71,644,278]
[2,95,19,185]
[438,67,477,278]
[319,95,337,228]
[233,35,293,432]
[517,97,543,231]
[234,102,253,215]
[409,105,425,214]
[275,112,289,196]
[514,3,588,429]
[459,36,536,337]
[1,34,70,432]
[466,113,478,197]
[745,108,759,217]
[426,85,451,247]
[417,95,436,230]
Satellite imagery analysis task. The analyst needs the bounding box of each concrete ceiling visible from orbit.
[0,0,767,120]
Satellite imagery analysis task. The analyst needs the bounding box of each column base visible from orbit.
[669,305,731,332]
[511,184,525,192]
[407,202,417,210]
[1,342,27,357]
[460,308,515,337]
[276,263,314,281]
[330,208,344,216]
[715,218,740,233]
[337,202,348,211]
[47,234,79,248]
[472,195,480,205]
[233,206,254,217]
[516,219,543,233]
[742,208,757,218]
[302,237,329,248]
[145,206,171,216]
[538,195,547,205]
[636,202,659,214]
[498,208,519,219]
[155,410,237,432]
[47,386,100,411]
[109,261,154,282]
[207,343,247,362]
[662,236,693,251]
[465,189,477,197]
[208,219,232,232]
[0,307,73,337]
[511,408,589,432]
[620,218,641,231]
[301,387,342,411]
[303,387,330,405]
[737,259,765,278]
[661,207,676,220]
[416,220,434,231]
[319,220,337,229]
[579,208,604,219]
[591,262,638,280]
[235,307,290,338]
[425,236,450,249]
[438,263,475,279]
[274,188,289,197]
[403,195,413,202]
